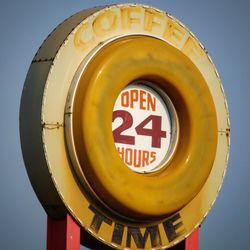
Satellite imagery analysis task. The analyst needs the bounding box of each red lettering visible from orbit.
[121,91,129,107]
[130,89,139,108]
[150,151,156,164]
[116,147,156,168]
[119,89,156,111]
[125,148,133,166]
[112,110,135,145]
[117,147,125,161]
[147,93,156,111]
[133,149,142,168]
[135,115,166,148]
[139,90,147,110]
[142,150,149,166]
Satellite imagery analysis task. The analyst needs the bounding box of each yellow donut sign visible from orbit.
[20,4,230,249]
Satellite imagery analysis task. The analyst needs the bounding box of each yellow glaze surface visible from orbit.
[70,36,217,218]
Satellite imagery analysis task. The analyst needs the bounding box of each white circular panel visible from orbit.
[112,82,177,173]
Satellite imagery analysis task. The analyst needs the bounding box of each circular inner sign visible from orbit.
[112,82,178,173]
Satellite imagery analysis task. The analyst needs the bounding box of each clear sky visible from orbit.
[0,0,249,249]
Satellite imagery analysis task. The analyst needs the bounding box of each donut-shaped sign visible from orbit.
[20,4,230,249]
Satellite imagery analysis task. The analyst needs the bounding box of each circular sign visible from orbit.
[112,82,178,173]
[20,4,230,249]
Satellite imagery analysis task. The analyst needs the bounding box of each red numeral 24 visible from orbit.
[112,110,166,148]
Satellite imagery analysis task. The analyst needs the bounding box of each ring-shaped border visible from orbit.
[67,35,217,219]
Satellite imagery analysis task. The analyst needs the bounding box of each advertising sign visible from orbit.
[20,4,230,249]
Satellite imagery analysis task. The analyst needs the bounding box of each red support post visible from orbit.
[47,214,80,250]
[171,228,199,250]
[185,228,199,250]
[47,214,199,250]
